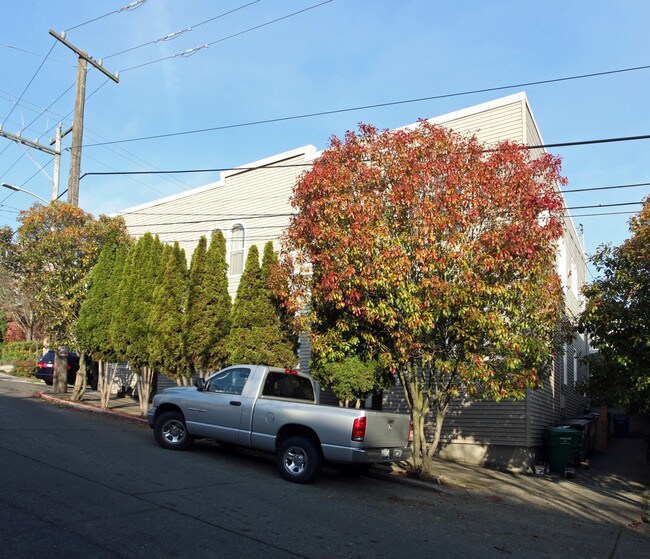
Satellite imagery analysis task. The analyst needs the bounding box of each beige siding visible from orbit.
[524,103,546,159]
[119,149,315,298]
[435,100,525,145]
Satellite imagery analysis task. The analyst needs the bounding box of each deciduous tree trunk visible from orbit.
[99,361,119,409]
[71,352,87,401]
[137,366,154,417]
[52,347,68,393]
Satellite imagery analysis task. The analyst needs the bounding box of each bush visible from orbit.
[11,359,38,376]
[1,341,42,363]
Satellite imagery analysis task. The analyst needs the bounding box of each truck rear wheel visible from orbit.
[277,436,322,483]
[154,411,194,451]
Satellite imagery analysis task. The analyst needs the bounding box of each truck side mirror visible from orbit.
[194,378,205,391]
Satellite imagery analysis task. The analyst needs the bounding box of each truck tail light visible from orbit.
[351,417,366,442]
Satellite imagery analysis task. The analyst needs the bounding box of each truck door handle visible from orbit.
[230,401,242,406]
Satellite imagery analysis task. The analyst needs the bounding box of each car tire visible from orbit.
[153,411,194,451]
[277,436,322,484]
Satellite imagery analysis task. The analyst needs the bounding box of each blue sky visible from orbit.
[1,0,648,279]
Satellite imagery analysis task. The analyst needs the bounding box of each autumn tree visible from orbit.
[185,231,231,377]
[3,203,127,395]
[282,122,566,473]
[149,242,189,384]
[580,196,650,413]
[0,264,40,342]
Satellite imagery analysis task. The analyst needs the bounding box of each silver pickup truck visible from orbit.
[147,364,411,483]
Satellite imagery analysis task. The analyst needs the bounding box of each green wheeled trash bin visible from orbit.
[544,426,582,473]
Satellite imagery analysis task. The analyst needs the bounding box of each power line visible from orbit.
[103,0,263,60]
[0,81,75,160]
[119,202,646,228]
[64,0,149,32]
[1,43,74,68]
[119,0,334,73]
[80,133,650,178]
[527,134,650,150]
[83,62,650,147]
[0,79,195,195]
[569,210,639,218]
[121,213,293,227]
[1,39,57,128]
[563,181,650,194]
[566,201,643,210]
[82,163,313,177]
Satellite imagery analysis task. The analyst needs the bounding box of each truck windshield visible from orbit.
[262,372,314,402]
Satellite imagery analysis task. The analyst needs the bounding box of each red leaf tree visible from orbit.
[282,121,567,473]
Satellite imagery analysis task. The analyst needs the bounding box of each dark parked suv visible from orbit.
[35,350,80,385]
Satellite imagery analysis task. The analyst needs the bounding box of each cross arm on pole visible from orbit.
[49,30,119,83]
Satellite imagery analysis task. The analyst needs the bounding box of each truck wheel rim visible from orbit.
[163,419,186,444]
[284,446,307,475]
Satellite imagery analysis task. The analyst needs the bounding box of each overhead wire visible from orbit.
[569,210,638,218]
[1,39,57,128]
[2,6,648,229]
[102,0,264,60]
[0,76,194,195]
[118,0,334,73]
[80,133,650,178]
[562,181,650,194]
[83,62,650,147]
[64,0,148,32]
[117,201,646,228]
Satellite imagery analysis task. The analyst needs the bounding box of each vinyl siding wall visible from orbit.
[119,149,315,299]
[431,99,525,145]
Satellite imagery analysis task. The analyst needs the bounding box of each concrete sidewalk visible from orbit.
[32,381,650,535]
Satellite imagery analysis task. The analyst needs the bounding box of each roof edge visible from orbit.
[113,144,318,216]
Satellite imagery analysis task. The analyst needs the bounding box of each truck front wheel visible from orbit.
[154,411,194,451]
[277,436,322,483]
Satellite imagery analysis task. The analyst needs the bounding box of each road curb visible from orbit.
[34,391,148,427]
[367,469,467,495]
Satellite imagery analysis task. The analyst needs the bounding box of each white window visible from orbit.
[229,224,245,275]
[563,343,568,385]
[573,351,578,384]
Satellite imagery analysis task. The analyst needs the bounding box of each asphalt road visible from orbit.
[0,375,647,559]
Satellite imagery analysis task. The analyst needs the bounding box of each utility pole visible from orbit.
[49,30,119,207]
[0,128,61,201]
[49,124,72,201]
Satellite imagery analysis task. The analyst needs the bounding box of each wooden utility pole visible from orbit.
[49,30,119,207]
[51,124,62,200]
[49,124,72,201]
[67,57,87,206]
